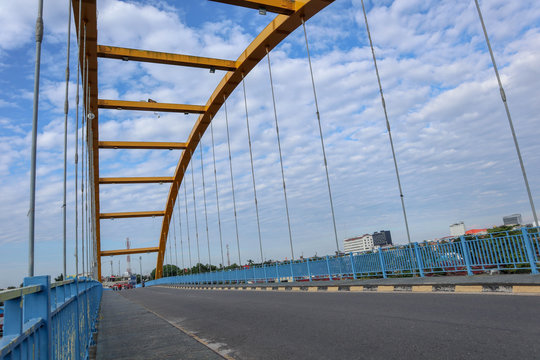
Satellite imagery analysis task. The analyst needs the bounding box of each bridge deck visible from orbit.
[95,290,223,360]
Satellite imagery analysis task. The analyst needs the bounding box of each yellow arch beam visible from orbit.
[155,0,334,278]
[100,247,159,257]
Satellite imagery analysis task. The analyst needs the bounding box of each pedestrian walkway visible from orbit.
[95,290,224,360]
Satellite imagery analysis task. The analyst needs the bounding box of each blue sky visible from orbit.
[1,0,540,288]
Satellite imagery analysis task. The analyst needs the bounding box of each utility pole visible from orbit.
[226,244,230,266]
[110,260,113,277]
[118,260,121,279]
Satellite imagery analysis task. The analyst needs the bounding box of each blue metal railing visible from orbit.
[148,227,539,286]
[0,276,102,360]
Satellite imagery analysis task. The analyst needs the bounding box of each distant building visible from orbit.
[465,229,488,236]
[372,230,393,247]
[503,214,522,226]
[344,234,373,253]
[450,222,466,237]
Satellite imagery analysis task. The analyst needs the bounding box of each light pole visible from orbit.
[110,260,113,278]
[118,260,121,279]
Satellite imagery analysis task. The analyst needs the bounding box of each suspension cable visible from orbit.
[210,122,225,269]
[81,24,88,274]
[359,1,412,245]
[190,157,202,276]
[73,0,82,353]
[473,0,538,226]
[266,47,295,261]
[183,172,193,272]
[172,211,179,275]
[176,183,185,273]
[199,134,213,275]
[61,0,71,279]
[241,74,265,265]
[301,18,340,254]
[223,96,242,266]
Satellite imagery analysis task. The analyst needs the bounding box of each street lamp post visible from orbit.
[139,256,143,283]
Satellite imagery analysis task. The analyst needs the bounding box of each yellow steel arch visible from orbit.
[155,0,335,278]
[73,0,335,281]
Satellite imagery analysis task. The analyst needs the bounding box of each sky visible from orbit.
[0,0,539,288]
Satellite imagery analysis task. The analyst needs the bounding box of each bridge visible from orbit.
[1,0,540,359]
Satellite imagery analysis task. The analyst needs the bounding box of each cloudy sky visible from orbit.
[1,0,539,288]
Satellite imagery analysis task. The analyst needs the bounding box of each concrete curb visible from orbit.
[157,283,540,295]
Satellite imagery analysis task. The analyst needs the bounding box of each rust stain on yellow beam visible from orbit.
[99,211,165,219]
[99,177,174,184]
[100,247,160,257]
[98,141,187,150]
[98,99,207,113]
[209,0,296,15]
[97,45,237,71]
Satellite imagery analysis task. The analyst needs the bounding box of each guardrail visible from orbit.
[148,227,539,286]
[0,276,102,360]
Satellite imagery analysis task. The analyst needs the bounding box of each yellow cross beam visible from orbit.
[99,177,174,184]
[99,211,166,219]
[97,45,237,71]
[98,99,207,113]
[98,141,187,150]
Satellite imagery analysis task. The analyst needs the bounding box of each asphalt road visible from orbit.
[120,288,540,360]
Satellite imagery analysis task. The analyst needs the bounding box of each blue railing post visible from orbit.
[24,275,51,360]
[3,291,23,339]
[263,264,268,283]
[521,227,539,274]
[276,262,280,283]
[377,250,387,278]
[326,255,333,281]
[459,235,473,276]
[413,243,425,277]
[306,258,312,281]
[349,252,357,279]
[289,261,295,283]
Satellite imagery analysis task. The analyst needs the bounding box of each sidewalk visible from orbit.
[95,291,224,360]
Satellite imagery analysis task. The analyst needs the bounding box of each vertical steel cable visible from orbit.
[301,18,340,254]
[223,96,242,266]
[74,1,82,356]
[210,122,225,269]
[360,0,412,245]
[172,211,179,275]
[199,135,213,275]
[81,56,86,279]
[473,0,538,227]
[28,0,44,277]
[266,47,295,261]
[183,174,193,271]
[241,75,265,265]
[190,158,202,276]
[176,183,186,273]
[62,0,71,279]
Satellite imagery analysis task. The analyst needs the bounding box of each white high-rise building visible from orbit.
[344,234,374,253]
[450,222,466,237]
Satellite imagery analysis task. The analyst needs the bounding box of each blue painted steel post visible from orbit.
[263,264,268,283]
[521,227,539,274]
[289,261,295,283]
[3,291,23,340]
[459,236,474,276]
[377,250,387,278]
[413,243,425,277]
[276,262,280,283]
[24,275,51,359]
[350,252,357,279]
[306,258,312,281]
[326,255,333,281]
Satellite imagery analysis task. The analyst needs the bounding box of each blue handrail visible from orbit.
[148,227,540,286]
[0,276,102,360]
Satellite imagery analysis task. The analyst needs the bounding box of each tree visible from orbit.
[150,264,180,279]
